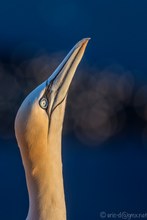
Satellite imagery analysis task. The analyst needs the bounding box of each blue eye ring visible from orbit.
[39,97,48,109]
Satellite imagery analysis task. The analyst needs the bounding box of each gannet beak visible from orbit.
[47,38,90,111]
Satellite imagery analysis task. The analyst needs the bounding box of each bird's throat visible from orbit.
[21,121,66,220]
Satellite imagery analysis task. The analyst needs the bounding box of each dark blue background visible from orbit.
[0,0,147,219]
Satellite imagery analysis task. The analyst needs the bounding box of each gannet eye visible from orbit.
[39,98,48,109]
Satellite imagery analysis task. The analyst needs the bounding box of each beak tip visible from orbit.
[76,37,91,49]
[84,37,91,41]
[82,37,91,45]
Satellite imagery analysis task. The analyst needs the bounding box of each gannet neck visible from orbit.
[19,104,66,220]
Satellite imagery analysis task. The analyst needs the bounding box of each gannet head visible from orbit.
[15,38,90,150]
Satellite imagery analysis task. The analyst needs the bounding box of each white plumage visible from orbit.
[15,38,89,220]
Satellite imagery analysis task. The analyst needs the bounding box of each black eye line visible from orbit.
[47,93,67,134]
[45,80,52,96]
[51,93,67,113]
[39,80,53,111]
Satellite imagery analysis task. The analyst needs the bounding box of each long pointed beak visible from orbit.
[48,38,90,110]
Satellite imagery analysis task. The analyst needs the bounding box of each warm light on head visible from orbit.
[15,38,90,142]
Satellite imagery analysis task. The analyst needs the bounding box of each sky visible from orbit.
[0,0,147,77]
[0,1,147,220]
